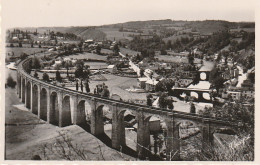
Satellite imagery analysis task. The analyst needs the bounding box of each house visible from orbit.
[241,88,254,98]
[222,91,229,99]
[144,69,153,78]
[107,65,117,73]
[145,79,159,92]
[179,51,190,56]
[137,77,148,89]
[227,90,241,100]
[85,39,94,44]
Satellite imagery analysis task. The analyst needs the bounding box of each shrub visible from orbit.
[6,75,16,88]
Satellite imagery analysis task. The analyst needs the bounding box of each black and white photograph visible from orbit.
[1,0,258,162]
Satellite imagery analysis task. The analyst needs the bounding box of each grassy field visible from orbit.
[65,52,107,61]
[98,27,138,41]
[5,47,47,59]
[120,47,141,56]
[162,34,191,43]
[155,55,200,63]
[101,48,113,54]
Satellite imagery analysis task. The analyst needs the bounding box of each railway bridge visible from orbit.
[16,57,234,160]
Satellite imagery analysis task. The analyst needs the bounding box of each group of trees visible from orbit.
[158,93,174,110]
[209,66,225,92]
[74,60,90,79]
[155,78,175,93]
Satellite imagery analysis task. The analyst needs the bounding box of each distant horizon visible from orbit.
[6,19,255,29]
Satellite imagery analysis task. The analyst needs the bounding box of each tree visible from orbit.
[158,93,168,109]
[6,75,16,88]
[43,73,49,82]
[20,53,28,60]
[74,60,84,79]
[248,72,255,83]
[113,44,120,55]
[166,40,172,49]
[140,68,145,77]
[211,76,225,92]
[192,72,200,85]
[96,45,102,55]
[188,53,194,65]
[155,79,175,93]
[147,94,153,106]
[167,99,174,110]
[101,87,110,98]
[56,70,62,82]
[33,71,38,78]
[190,102,196,113]
[31,56,41,69]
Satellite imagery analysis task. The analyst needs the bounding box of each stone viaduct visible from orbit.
[16,57,234,161]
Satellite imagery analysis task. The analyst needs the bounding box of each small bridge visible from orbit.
[172,87,212,103]
[16,57,234,160]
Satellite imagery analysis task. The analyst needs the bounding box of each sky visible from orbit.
[1,0,256,28]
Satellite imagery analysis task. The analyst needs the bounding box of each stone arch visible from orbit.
[62,95,72,126]
[21,78,26,103]
[40,88,48,120]
[26,81,31,109]
[32,84,38,114]
[17,74,21,98]
[91,104,106,135]
[50,91,59,125]
[147,115,167,156]
[77,99,92,125]
[122,109,136,128]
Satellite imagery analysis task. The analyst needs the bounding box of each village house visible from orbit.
[107,65,117,73]
[241,88,254,98]
[227,90,241,100]
[137,77,148,89]
[145,79,159,92]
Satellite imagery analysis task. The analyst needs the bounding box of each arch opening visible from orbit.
[148,115,167,158]
[202,92,211,100]
[32,84,38,114]
[50,92,59,126]
[40,88,47,121]
[22,78,25,103]
[77,100,92,124]
[26,81,31,109]
[62,95,72,126]
[200,72,207,80]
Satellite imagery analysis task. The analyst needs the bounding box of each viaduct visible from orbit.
[16,57,234,161]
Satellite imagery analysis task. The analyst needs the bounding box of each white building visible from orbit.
[137,77,148,89]
[145,79,159,92]
[107,65,117,73]
[227,91,241,100]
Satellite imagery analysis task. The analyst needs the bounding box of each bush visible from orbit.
[6,75,16,88]
[43,73,49,82]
